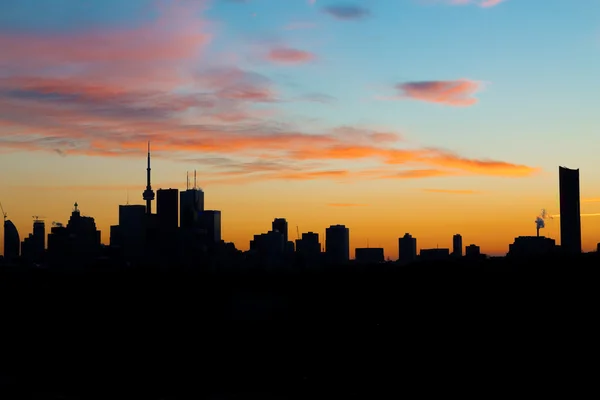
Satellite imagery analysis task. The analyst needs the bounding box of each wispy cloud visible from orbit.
[266,48,316,65]
[433,0,507,8]
[0,0,535,184]
[323,5,370,20]
[392,80,482,106]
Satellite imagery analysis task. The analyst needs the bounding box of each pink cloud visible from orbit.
[395,79,482,106]
[446,0,507,7]
[267,48,316,65]
[0,0,534,183]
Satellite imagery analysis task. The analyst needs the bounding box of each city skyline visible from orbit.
[2,0,600,256]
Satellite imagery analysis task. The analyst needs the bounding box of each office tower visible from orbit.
[142,142,155,215]
[250,231,285,266]
[325,224,350,264]
[118,204,146,260]
[398,233,417,264]
[157,189,179,230]
[296,232,320,255]
[22,218,46,262]
[465,244,481,257]
[180,189,204,229]
[33,219,45,252]
[198,210,221,244]
[452,234,463,257]
[559,166,581,254]
[420,248,450,262]
[3,219,20,261]
[272,218,288,244]
[295,232,321,267]
[48,203,101,264]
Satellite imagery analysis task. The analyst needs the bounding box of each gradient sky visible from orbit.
[1,0,600,257]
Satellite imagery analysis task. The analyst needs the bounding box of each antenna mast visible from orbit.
[194,170,197,190]
[0,201,7,222]
[186,171,190,191]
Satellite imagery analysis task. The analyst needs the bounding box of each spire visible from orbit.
[142,141,155,214]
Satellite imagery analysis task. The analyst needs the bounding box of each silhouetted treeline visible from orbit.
[1,255,598,399]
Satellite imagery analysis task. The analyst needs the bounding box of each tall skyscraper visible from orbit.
[272,218,288,244]
[559,166,581,254]
[3,219,20,261]
[398,233,417,264]
[157,189,179,230]
[180,189,204,229]
[325,224,350,264]
[198,210,221,244]
[180,170,204,229]
[452,234,463,257]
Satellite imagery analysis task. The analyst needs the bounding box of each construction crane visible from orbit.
[32,215,46,222]
[0,201,6,222]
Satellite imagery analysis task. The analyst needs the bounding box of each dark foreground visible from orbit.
[0,255,598,398]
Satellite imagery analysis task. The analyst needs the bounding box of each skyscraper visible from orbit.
[180,170,204,229]
[3,219,20,261]
[180,189,204,229]
[198,210,221,244]
[559,166,581,254]
[157,189,179,230]
[398,233,417,264]
[325,224,350,264]
[452,234,463,257]
[272,218,288,244]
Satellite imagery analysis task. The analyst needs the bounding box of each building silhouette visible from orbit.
[272,218,288,244]
[3,218,20,262]
[465,244,481,257]
[157,189,179,230]
[452,234,463,257]
[559,166,581,254]
[296,232,321,267]
[420,248,450,262]
[250,230,285,267]
[21,218,45,263]
[355,248,384,263]
[47,203,101,265]
[198,210,221,244]
[110,204,147,262]
[180,188,204,229]
[508,236,556,258]
[398,233,417,264]
[325,225,350,264]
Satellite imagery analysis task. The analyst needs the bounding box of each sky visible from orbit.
[1,0,600,258]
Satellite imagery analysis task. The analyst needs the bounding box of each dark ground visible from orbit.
[0,256,598,398]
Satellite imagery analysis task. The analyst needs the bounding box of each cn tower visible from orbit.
[142,141,155,214]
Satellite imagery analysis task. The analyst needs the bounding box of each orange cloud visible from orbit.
[0,1,534,183]
[422,189,482,194]
[382,169,453,179]
[267,48,316,64]
[395,80,482,106]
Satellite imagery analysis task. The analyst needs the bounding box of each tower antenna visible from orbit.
[142,141,155,214]
[194,170,197,190]
[0,201,7,222]
[186,171,190,191]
